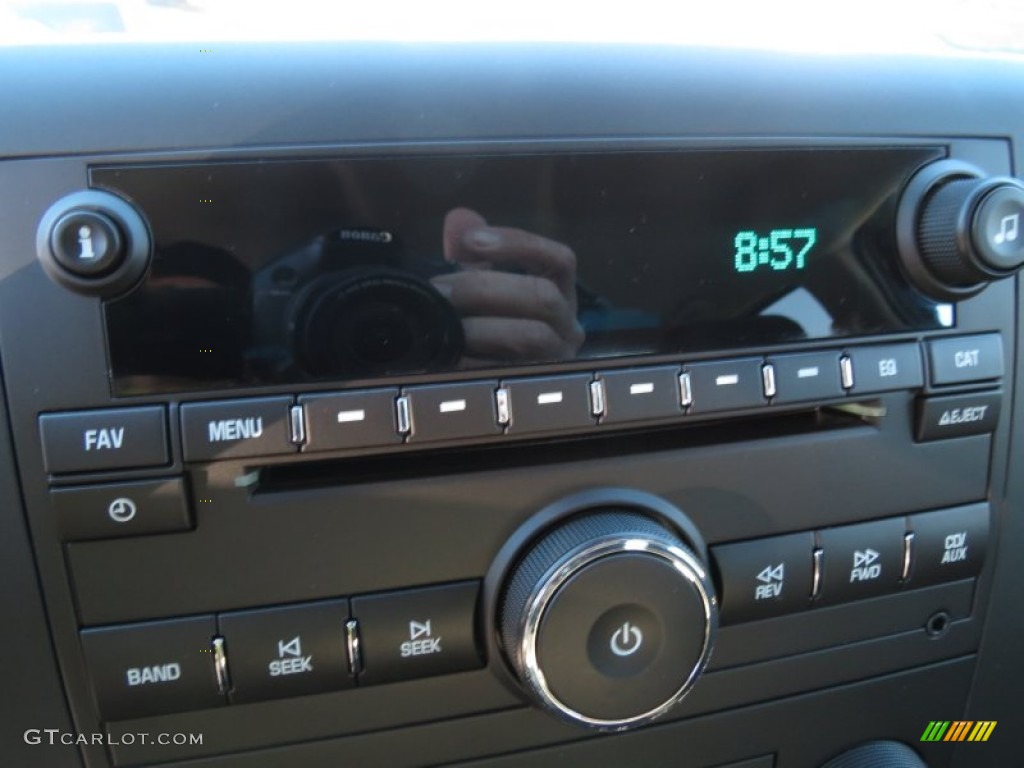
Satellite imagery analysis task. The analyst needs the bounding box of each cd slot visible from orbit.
[257,405,870,494]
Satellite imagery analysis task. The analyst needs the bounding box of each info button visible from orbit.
[181,397,294,461]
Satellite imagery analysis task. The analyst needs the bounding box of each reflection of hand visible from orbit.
[431,207,584,365]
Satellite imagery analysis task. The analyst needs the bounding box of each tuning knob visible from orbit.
[496,502,716,730]
[897,160,1024,300]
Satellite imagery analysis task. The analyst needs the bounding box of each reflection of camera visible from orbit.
[252,228,464,378]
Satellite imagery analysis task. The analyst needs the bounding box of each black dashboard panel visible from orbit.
[0,43,1022,768]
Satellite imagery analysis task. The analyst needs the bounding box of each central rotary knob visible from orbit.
[498,510,717,730]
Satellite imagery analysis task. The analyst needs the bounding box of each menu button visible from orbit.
[181,397,294,461]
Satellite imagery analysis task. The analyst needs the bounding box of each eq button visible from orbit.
[845,344,924,394]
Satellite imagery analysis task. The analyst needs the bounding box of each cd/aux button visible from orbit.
[181,397,294,462]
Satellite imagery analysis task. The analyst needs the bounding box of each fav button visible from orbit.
[80,616,224,721]
[51,477,191,541]
[352,581,482,685]
[907,504,989,587]
[181,397,294,461]
[927,334,1004,385]
[39,406,168,474]
[817,518,906,605]
[218,600,353,704]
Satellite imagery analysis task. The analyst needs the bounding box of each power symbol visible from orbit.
[609,621,643,657]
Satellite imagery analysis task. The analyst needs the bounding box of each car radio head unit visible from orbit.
[92,146,950,396]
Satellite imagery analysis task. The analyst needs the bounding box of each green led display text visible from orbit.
[734,228,817,273]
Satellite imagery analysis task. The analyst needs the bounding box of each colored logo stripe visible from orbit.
[921,721,950,741]
[968,721,997,742]
[921,720,996,742]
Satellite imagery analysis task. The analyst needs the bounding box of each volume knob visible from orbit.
[897,160,1024,300]
[498,508,716,730]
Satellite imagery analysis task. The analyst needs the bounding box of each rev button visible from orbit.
[181,397,294,462]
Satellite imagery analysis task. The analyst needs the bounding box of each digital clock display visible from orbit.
[98,147,949,395]
[734,228,817,273]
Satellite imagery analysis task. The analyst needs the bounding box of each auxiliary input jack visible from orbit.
[925,610,952,638]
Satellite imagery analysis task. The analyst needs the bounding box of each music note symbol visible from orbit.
[994,213,1019,245]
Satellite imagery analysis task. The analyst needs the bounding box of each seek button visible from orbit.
[352,581,481,685]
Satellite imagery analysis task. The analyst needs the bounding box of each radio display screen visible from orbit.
[95,147,947,395]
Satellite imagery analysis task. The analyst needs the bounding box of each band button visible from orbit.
[80,616,224,721]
